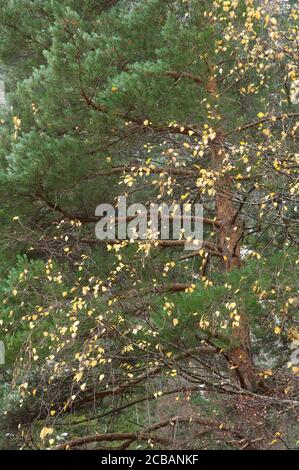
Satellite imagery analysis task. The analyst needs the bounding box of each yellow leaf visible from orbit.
[40,427,54,441]
[74,371,83,382]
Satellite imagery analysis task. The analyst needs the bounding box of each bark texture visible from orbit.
[211,135,256,391]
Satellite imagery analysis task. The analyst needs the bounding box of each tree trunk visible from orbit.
[210,133,257,392]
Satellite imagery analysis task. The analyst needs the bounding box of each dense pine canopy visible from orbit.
[0,0,298,450]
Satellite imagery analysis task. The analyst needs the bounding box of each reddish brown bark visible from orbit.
[210,132,257,392]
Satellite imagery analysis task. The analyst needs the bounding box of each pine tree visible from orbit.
[0,0,298,450]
